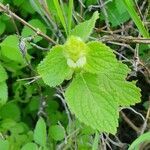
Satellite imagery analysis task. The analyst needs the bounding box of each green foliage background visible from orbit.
[0,0,149,149]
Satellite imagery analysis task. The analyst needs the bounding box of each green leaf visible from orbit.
[97,64,141,106]
[0,139,9,150]
[0,102,20,121]
[0,63,7,82]
[21,142,38,150]
[85,41,118,74]
[70,11,99,41]
[85,0,97,6]
[34,117,47,147]
[65,73,119,134]
[49,125,65,141]
[92,132,100,150]
[0,82,8,106]
[0,21,5,35]
[20,1,35,15]
[0,35,28,64]
[0,119,16,132]
[85,41,141,106]
[38,38,141,134]
[37,45,72,87]
[10,122,27,135]
[128,132,150,150]
[68,0,73,35]
[21,19,46,42]
[53,0,68,35]
[29,0,49,26]
[101,0,130,27]
[13,0,24,6]
[123,0,149,37]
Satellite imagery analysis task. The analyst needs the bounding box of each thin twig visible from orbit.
[100,35,150,44]
[107,41,135,52]
[100,134,107,150]
[121,107,145,122]
[99,0,111,31]
[6,4,20,35]
[120,111,140,133]
[0,3,57,45]
[140,96,150,134]
[30,42,50,51]
[104,133,125,148]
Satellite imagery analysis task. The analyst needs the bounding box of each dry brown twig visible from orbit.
[120,111,141,133]
[100,34,150,44]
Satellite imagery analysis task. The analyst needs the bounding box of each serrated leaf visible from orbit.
[84,41,141,106]
[97,64,141,106]
[0,63,8,82]
[37,45,72,87]
[65,73,119,134]
[34,117,47,147]
[0,82,8,106]
[21,19,46,42]
[70,11,99,41]
[85,41,119,74]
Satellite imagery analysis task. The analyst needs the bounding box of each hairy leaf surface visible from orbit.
[70,11,99,41]
[97,63,141,106]
[37,45,72,87]
[65,73,119,134]
[85,41,119,74]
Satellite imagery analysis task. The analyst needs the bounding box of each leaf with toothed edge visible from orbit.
[70,11,99,41]
[37,18,141,134]
[97,63,141,106]
[37,45,73,87]
[85,41,119,74]
[65,73,119,134]
[84,41,141,106]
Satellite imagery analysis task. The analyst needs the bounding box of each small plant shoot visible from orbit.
[0,0,149,149]
[37,12,141,134]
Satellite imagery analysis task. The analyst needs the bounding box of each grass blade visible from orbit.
[53,0,68,35]
[68,0,73,35]
[123,0,149,37]
[128,132,150,150]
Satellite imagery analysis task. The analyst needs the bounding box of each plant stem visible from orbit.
[0,3,57,45]
[100,35,150,44]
